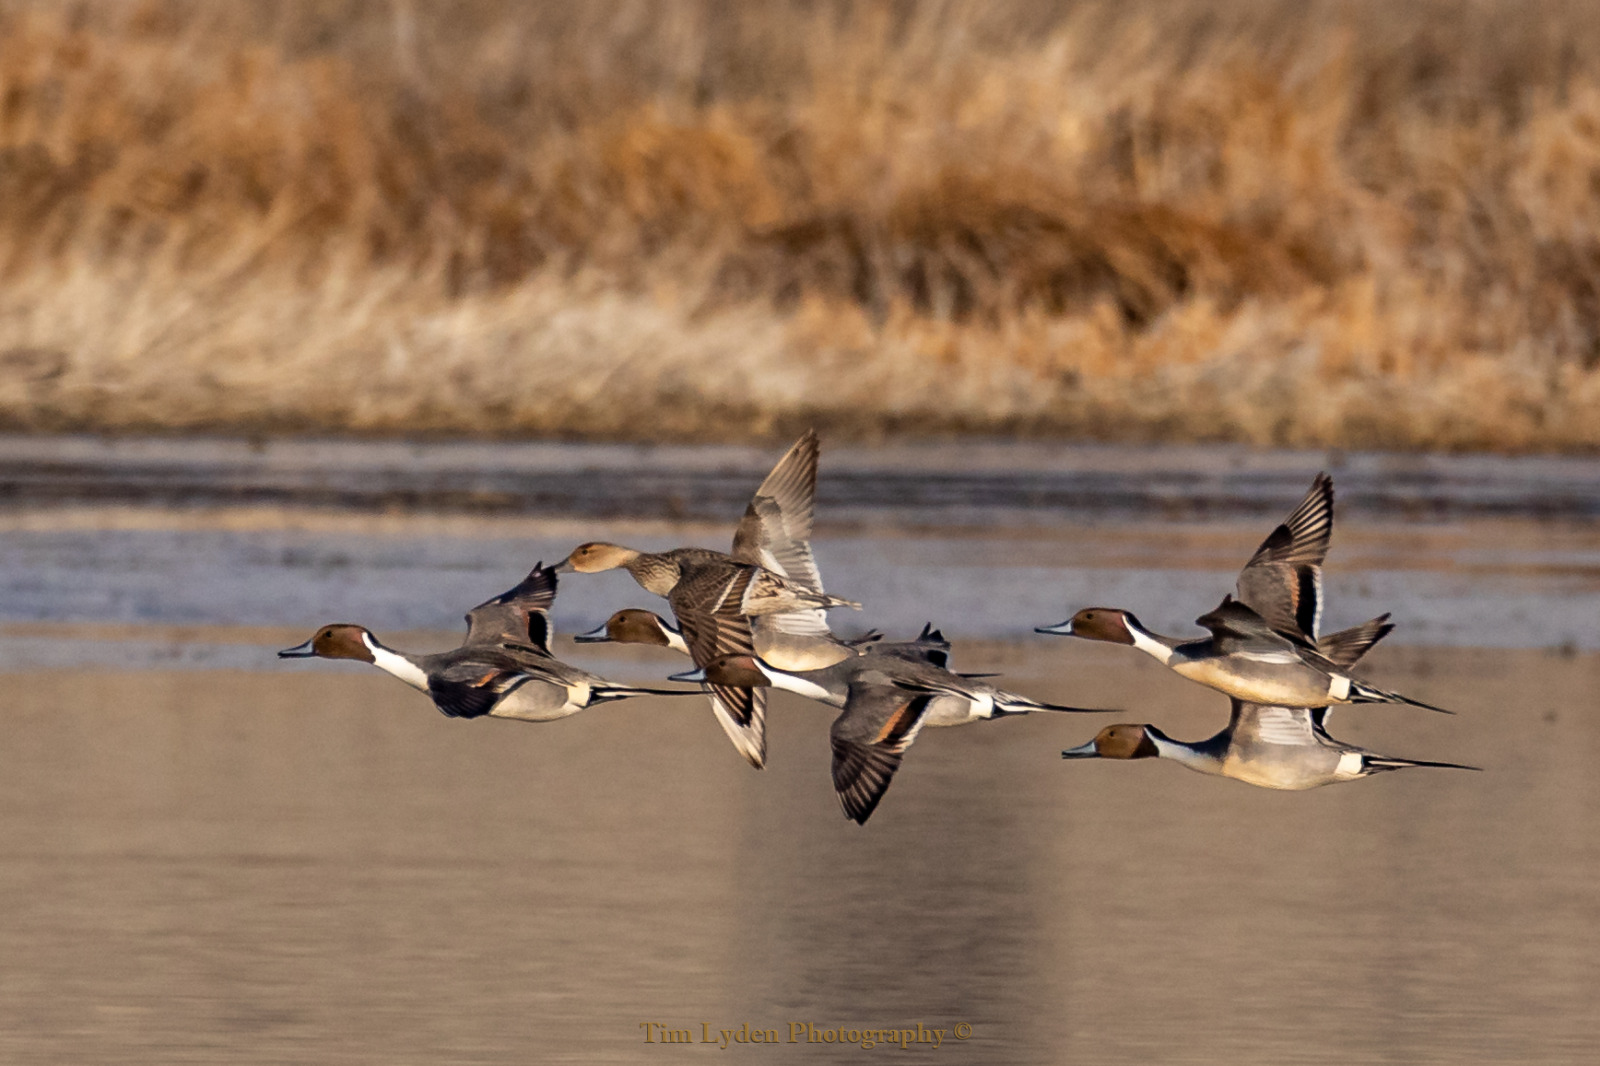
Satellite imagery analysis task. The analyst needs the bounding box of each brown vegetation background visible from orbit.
[2,0,1600,449]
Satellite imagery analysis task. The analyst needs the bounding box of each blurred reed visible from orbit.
[2,0,1599,448]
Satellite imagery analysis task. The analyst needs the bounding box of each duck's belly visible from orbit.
[488,683,581,722]
[1220,751,1339,790]
[755,633,854,672]
[1171,659,1334,707]
[921,695,980,728]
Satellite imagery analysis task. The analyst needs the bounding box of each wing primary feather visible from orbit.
[829,692,934,825]
[1236,473,1334,639]
[830,740,904,825]
[731,431,823,592]
[674,599,768,768]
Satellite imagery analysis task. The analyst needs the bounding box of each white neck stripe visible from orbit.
[762,664,841,706]
[1126,623,1174,664]
[1149,732,1218,774]
[365,634,430,691]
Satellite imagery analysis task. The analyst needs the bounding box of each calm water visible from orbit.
[0,439,1596,1064]
[0,645,1595,1064]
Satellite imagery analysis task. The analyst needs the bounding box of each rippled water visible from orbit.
[0,439,1596,1063]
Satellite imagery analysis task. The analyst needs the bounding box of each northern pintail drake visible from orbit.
[1040,470,1333,643]
[1061,712,1478,789]
[278,565,694,722]
[1037,472,1449,712]
[1041,596,1448,712]
[681,644,1111,824]
[573,609,692,655]
[1059,620,1476,788]
[555,431,861,768]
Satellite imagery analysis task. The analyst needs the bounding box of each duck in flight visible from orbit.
[682,636,1113,825]
[1037,472,1450,712]
[1060,612,1476,788]
[555,431,861,768]
[278,565,694,722]
[1061,715,1477,789]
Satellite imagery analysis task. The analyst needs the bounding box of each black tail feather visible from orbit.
[1366,755,1481,773]
[1012,699,1120,714]
[1397,694,1455,715]
[589,683,702,704]
[995,691,1118,714]
[1350,681,1454,715]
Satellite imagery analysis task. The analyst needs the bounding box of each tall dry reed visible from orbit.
[2,0,1599,449]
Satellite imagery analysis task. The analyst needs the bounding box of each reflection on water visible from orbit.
[1,646,1596,1064]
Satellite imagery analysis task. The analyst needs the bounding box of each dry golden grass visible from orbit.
[3,0,1600,449]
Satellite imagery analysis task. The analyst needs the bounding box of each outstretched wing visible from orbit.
[1316,614,1394,669]
[829,685,936,825]
[731,430,822,593]
[673,581,768,769]
[1198,598,1351,686]
[463,564,558,654]
[1237,473,1333,639]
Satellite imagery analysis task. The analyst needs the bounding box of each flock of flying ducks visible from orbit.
[281,432,1476,824]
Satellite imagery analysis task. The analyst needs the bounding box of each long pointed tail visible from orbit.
[994,692,1118,715]
[1365,754,1481,773]
[891,677,1116,716]
[589,683,702,704]
[1349,681,1454,714]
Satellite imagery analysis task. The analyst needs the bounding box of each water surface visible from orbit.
[0,438,1596,1063]
[0,645,1594,1064]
